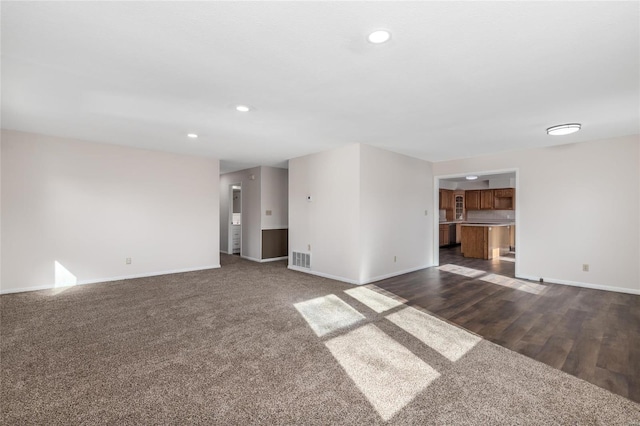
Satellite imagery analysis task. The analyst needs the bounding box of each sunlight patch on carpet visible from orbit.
[437,264,485,278]
[498,256,516,263]
[344,286,404,313]
[386,307,481,362]
[481,274,546,295]
[325,324,440,421]
[294,294,365,337]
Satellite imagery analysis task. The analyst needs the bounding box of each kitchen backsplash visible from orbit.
[439,209,446,221]
[467,210,515,221]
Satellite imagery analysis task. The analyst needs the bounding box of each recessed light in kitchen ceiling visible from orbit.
[368,30,391,44]
[236,105,251,112]
[547,123,581,136]
[187,133,198,139]
[466,175,478,180]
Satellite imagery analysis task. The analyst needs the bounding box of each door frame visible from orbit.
[433,168,520,276]
[229,183,242,255]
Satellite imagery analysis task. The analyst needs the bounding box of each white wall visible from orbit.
[359,144,434,283]
[261,166,288,230]
[1,130,220,293]
[219,167,261,259]
[289,143,435,285]
[433,135,640,294]
[289,144,361,283]
[0,136,2,288]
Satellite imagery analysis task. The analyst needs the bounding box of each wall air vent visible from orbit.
[292,251,311,269]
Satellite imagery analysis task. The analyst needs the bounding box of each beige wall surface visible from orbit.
[433,134,640,294]
[1,130,220,293]
[289,143,435,285]
[359,144,434,283]
[289,144,361,283]
[261,166,288,231]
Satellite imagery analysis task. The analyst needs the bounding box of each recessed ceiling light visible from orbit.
[466,175,478,181]
[368,30,391,44]
[187,133,198,139]
[236,105,250,112]
[547,123,581,136]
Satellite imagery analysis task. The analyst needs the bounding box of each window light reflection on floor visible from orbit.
[294,294,365,337]
[481,274,546,295]
[387,307,481,362]
[344,286,404,313]
[324,324,440,421]
[437,264,485,278]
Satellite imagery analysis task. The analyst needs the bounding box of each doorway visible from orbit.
[229,184,242,255]
[434,170,519,277]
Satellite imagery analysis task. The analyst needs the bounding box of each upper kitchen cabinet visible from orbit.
[465,188,515,211]
[493,188,515,210]
[480,189,494,209]
[439,189,454,210]
[465,190,481,210]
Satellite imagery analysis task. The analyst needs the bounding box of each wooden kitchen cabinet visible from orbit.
[439,224,450,247]
[494,188,515,210]
[480,190,494,209]
[461,226,485,258]
[461,225,509,259]
[465,188,515,211]
[509,224,516,250]
[465,190,481,210]
[439,189,454,210]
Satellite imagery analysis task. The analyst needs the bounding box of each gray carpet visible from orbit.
[2,254,639,425]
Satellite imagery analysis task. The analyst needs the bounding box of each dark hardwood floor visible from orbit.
[374,245,640,403]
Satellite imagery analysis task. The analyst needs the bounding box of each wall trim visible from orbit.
[517,274,640,296]
[220,250,229,254]
[260,256,288,263]
[0,264,221,295]
[287,264,434,285]
[241,255,289,263]
[287,265,360,285]
[360,264,434,285]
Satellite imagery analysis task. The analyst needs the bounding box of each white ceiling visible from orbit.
[2,1,638,173]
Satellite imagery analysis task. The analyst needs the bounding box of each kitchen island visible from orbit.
[460,223,513,259]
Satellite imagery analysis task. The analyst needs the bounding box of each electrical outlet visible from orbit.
[126,258,131,265]
[394,255,397,263]
[307,244,311,251]
[266,210,272,216]
[582,264,589,272]
[424,210,428,216]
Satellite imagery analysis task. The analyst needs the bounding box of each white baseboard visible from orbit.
[260,256,288,263]
[220,250,229,254]
[287,264,433,286]
[517,274,640,295]
[0,265,221,295]
[287,265,360,285]
[241,255,288,263]
[287,264,433,285]
[360,264,433,285]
